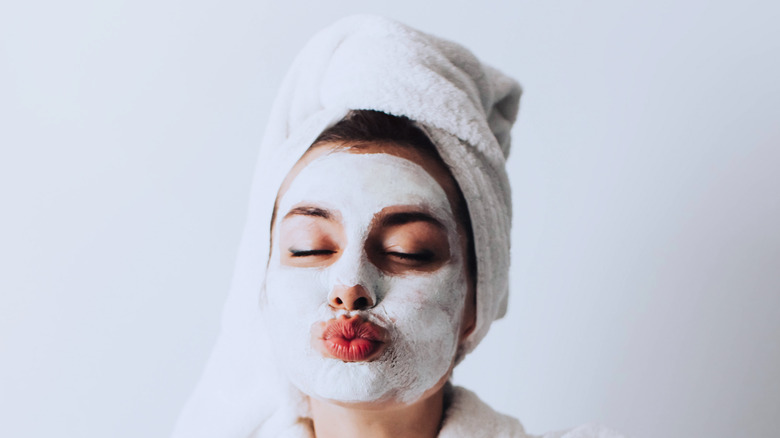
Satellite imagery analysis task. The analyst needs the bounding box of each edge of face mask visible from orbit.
[262,152,470,405]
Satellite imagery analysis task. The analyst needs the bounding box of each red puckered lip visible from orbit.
[313,315,388,362]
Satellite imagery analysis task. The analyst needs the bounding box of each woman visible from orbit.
[173,14,622,438]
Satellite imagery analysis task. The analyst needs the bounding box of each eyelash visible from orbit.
[383,251,435,262]
[289,249,435,262]
[289,249,336,257]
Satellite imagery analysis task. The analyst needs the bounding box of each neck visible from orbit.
[309,385,447,438]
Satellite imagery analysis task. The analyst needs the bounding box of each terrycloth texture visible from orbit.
[440,386,528,438]
[538,424,627,438]
[172,14,521,438]
[248,385,625,438]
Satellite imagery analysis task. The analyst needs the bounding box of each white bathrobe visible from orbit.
[173,14,626,438]
[250,384,623,438]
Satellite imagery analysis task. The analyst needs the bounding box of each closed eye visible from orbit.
[383,250,435,262]
[289,249,337,257]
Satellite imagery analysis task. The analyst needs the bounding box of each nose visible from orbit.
[328,284,374,311]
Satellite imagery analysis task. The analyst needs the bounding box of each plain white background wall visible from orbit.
[1,1,778,437]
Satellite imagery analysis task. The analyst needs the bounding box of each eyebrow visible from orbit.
[283,206,334,221]
[379,211,445,229]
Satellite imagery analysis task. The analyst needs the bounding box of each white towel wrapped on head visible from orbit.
[173,13,524,437]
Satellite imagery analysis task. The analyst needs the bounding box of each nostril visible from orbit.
[329,285,373,310]
[353,296,368,309]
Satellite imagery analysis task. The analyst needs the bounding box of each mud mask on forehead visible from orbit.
[262,151,470,404]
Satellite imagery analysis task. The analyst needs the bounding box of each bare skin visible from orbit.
[309,371,450,438]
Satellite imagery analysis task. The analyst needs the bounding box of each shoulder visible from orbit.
[441,386,628,438]
[533,424,628,438]
[439,386,527,438]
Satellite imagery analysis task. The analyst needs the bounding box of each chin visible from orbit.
[283,337,456,405]
[290,357,399,404]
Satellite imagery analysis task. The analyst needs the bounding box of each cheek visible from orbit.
[378,264,469,330]
[263,263,329,317]
[262,264,334,365]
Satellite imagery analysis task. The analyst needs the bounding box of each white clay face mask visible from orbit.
[262,151,470,405]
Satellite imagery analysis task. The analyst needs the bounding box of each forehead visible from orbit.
[276,152,454,222]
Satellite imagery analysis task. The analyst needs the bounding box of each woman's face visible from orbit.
[262,142,474,405]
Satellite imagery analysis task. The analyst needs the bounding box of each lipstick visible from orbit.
[313,315,387,362]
